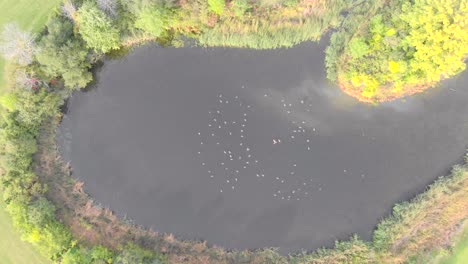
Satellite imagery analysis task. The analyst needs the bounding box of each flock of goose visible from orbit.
[193,86,344,201]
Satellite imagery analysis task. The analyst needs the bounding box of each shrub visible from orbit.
[208,0,225,15]
[61,245,115,264]
[232,0,249,17]
[116,243,166,264]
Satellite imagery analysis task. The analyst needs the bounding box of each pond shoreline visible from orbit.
[56,39,466,252]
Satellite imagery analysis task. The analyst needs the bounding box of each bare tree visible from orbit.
[15,69,40,91]
[0,23,37,66]
[62,0,77,23]
[97,0,118,17]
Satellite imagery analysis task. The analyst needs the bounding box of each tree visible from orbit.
[27,198,56,227]
[77,2,120,53]
[134,6,173,38]
[348,37,369,59]
[36,17,93,90]
[25,221,73,259]
[12,89,62,129]
[332,0,468,101]
[0,23,37,65]
[398,0,468,83]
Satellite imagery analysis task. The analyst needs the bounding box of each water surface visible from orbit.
[59,41,468,253]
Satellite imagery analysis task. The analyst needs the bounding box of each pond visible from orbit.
[58,40,468,253]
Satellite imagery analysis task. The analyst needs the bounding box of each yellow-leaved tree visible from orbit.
[332,0,468,102]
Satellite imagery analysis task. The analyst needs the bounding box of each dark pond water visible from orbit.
[58,40,468,253]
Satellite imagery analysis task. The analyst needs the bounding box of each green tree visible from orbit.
[399,0,468,83]
[27,198,56,227]
[134,6,174,38]
[36,17,93,90]
[12,89,62,129]
[331,0,468,101]
[77,2,120,53]
[348,37,369,59]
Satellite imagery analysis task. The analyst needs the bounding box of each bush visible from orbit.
[61,245,115,264]
[208,0,225,15]
[232,0,249,17]
[116,243,166,264]
[293,236,373,264]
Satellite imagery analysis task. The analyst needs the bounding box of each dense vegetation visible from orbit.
[326,0,468,102]
[0,0,466,263]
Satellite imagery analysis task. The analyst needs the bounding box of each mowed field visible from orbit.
[0,0,60,263]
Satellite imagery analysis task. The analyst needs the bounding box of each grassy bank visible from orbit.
[372,164,468,263]
[0,0,467,263]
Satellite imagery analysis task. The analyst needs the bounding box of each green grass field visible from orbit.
[0,199,51,264]
[0,0,60,263]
